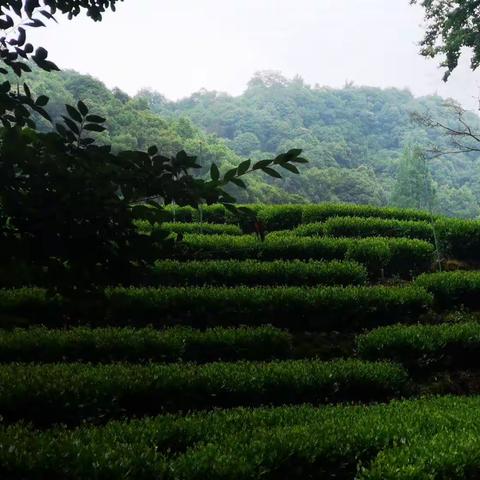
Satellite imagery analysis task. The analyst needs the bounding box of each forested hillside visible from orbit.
[24,68,480,216]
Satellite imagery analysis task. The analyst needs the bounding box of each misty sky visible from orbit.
[29,0,480,110]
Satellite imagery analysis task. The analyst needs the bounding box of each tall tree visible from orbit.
[392,145,435,210]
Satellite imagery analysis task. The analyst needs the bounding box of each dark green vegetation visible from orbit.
[3,1,480,478]
[4,199,480,477]
[20,67,480,217]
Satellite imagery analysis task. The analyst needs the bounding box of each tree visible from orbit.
[412,0,480,81]
[392,145,435,210]
[0,1,307,298]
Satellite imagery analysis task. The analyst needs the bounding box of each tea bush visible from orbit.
[151,259,368,286]
[0,326,292,363]
[0,360,407,425]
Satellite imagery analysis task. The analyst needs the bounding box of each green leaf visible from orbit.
[35,95,49,107]
[252,159,273,170]
[291,157,309,164]
[237,159,251,175]
[77,101,88,116]
[230,178,247,189]
[286,148,303,158]
[66,104,82,123]
[83,123,106,132]
[62,116,80,135]
[223,168,238,182]
[279,163,300,174]
[86,114,106,123]
[148,146,158,156]
[262,167,282,178]
[210,163,220,181]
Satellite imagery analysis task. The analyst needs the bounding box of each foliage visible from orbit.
[411,0,480,81]
[0,360,407,426]
[20,67,480,216]
[5,397,480,479]
[415,270,480,309]
[358,322,480,369]
[301,203,433,223]
[0,3,306,297]
[175,234,435,277]
[391,144,435,211]
[435,217,480,260]
[151,259,368,287]
[138,71,480,217]
[136,221,243,236]
[0,325,292,363]
[295,217,435,242]
[0,285,433,330]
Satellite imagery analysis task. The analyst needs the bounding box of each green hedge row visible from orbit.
[0,326,291,363]
[434,217,480,261]
[105,285,433,330]
[357,322,480,368]
[177,234,435,276]
[151,259,368,286]
[136,221,243,236]
[415,271,480,309]
[3,396,480,478]
[161,203,433,230]
[0,285,433,330]
[294,216,435,242]
[0,360,406,425]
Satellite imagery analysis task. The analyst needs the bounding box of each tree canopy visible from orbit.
[412,0,480,80]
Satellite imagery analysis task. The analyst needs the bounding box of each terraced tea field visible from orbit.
[4,203,480,478]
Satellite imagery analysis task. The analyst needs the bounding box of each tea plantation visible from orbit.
[4,203,480,478]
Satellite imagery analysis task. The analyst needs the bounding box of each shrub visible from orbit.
[435,218,480,261]
[257,205,304,231]
[177,234,434,276]
[0,360,407,425]
[4,397,480,478]
[415,271,480,310]
[298,216,435,242]
[302,203,433,224]
[105,285,432,330]
[136,221,243,236]
[192,204,230,224]
[172,396,480,480]
[0,326,291,363]
[357,322,480,368]
[150,259,368,286]
[163,205,196,222]
[384,238,435,276]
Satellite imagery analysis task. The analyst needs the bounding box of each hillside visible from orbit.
[5,202,480,477]
[23,68,480,216]
[141,71,480,217]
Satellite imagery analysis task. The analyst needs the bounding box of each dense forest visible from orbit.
[24,68,480,217]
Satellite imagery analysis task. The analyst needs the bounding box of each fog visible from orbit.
[29,0,480,110]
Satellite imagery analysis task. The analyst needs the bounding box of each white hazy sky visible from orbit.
[28,0,480,109]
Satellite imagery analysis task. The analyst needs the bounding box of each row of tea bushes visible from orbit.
[160,203,433,229]
[434,217,480,261]
[415,271,480,309]
[2,396,480,479]
[177,234,435,276]
[136,221,243,236]
[0,326,292,363]
[105,285,433,330]
[0,286,434,330]
[151,259,368,286]
[294,216,435,242]
[0,360,407,425]
[357,322,480,369]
